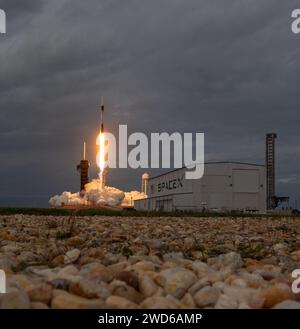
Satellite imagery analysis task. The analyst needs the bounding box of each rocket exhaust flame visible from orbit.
[97,97,106,189]
[96,131,105,188]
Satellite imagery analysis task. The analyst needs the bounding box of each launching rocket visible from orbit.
[100,96,104,133]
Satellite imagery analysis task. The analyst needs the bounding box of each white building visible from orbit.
[134,162,266,213]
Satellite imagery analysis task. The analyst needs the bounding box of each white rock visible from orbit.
[58,265,79,276]
[189,278,210,295]
[215,294,238,309]
[64,249,80,264]
[223,285,262,307]
[193,286,220,308]
[56,265,82,283]
[51,290,105,309]
[231,278,247,288]
[212,281,226,292]
[217,252,243,270]
[273,243,289,255]
[239,272,264,288]
[105,296,139,309]
[181,293,196,308]
[191,261,210,278]
[273,300,300,309]
[163,252,184,261]
[139,275,158,298]
[141,296,176,309]
[158,267,197,299]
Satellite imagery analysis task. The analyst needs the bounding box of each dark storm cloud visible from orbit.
[0,0,45,14]
[0,0,300,206]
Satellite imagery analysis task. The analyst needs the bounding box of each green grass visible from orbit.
[238,244,266,260]
[0,207,299,218]
[113,246,134,257]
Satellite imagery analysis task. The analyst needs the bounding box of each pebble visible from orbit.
[115,271,139,290]
[26,283,53,305]
[189,278,210,295]
[140,296,176,309]
[214,252,243,270]
[67,236,83,247]
[109,280,143,304]
[223,285,263,308]
[31,302,49,309]
[193,286,220,308]
[273,243,289,255]
[0,291,31,309]
[106,296,139,309]
[183,237,197,251]
[131,260,157,272]
[191,261,210,278]
[1,244,20,253]
[215,294,239,309]
[158,267,197,299]
[259,283,295,308]
[69,279,110,299]
[139,275,159,297]
[83,263,114,283]
[181,293,196,308]
[291,250,300,262]
[64,249,81,264]
[239,272,264,289]
[145,239,167,251]
[1,214,300,309]
[273,300,300,309]
[51,290,105,309]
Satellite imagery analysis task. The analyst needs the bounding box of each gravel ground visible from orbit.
[0,215,300,309]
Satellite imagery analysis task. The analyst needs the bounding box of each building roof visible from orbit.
[148,161,265,180]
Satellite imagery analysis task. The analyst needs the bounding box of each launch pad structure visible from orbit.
[265,133,290,210]
[77,142,90,192]
[266,133,277,210]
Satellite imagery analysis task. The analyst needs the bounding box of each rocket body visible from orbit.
[100,102,104,133]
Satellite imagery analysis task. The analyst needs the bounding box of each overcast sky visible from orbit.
[0,0,300,207]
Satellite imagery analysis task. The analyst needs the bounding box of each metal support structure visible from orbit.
[266,133,277,209]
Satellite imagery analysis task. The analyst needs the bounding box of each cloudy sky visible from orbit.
[0,0,299,207]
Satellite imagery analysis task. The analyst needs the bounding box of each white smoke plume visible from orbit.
[49,179,146,208]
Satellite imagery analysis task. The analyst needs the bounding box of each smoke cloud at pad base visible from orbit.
[49,179,146,208]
